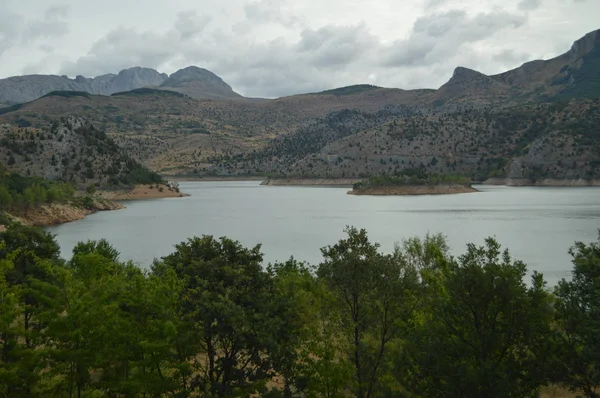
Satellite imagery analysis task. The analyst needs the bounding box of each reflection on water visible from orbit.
[46,182,600,287]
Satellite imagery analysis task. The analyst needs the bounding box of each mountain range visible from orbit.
[0,66,243,104]
[0,28,599,183]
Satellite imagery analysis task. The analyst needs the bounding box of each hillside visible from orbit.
[0,117,163,189]
[0,88,438,175]
[0,29,598,178]
[214,98,600,183]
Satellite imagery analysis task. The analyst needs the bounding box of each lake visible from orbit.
[46,181,600,286]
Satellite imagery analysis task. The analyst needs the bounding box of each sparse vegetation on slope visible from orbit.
[236,98,600,183]
[0,117,163,189]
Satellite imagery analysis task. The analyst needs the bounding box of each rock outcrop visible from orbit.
[159,66,242,99]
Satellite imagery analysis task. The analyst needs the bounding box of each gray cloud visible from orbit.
[518,0,542,10]
[244,0,301,25]
[384,10,527,67]
[1,0,598,98]
[0,5,69,57]
[492,49,532,69]
[175,11,211,40]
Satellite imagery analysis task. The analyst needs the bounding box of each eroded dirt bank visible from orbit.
[10,200,124,227]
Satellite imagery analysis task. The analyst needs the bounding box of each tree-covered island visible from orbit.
[349,170,477,195]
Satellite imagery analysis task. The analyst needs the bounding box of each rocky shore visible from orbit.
[4,184,190,228]
[10,199,124,227]
[349,184,478,196]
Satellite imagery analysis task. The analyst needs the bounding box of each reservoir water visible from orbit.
[46,181,600,286]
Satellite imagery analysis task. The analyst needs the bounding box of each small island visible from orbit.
[349,172,478,196]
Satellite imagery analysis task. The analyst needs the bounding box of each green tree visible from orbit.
[317,227,420,398]
[156,235,299,397]
[0,186,13,210]
[268,258,353,398]
[0,224,62,396]
[402,237,553,398]
[0,242,21,397]
[554,234,600,398]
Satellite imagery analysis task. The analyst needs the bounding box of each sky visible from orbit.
[0,0,598,98]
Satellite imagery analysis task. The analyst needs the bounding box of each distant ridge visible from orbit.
[0,66,243,103]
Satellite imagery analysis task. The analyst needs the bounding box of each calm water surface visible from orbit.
[46,181,600,286]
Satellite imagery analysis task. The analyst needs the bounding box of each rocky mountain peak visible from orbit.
[163,66,228,86]
[159,66,242,99]
[110,67,168,92]
[568,28,600,61]
[449,67,489,83]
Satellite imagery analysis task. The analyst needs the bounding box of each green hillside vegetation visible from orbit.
[0,165,75,213]
[111,87,187,98]
[41,91,91,100]
[353,171,471,191]
[1,223,599,397]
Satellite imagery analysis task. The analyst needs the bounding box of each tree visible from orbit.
[0,186,12,210]
[0,241,21,397]
[401,237,553,398]
[156,235,299,397]
[0,224,63,396]
[317,227,420,398]
[268,258,353,398]
[554,234,600,398]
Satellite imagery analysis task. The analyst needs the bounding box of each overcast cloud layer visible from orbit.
[1,0,598,97]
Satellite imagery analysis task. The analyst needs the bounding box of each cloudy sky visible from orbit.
[0,0,598,97]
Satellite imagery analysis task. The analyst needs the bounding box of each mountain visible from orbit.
[0,66,243,103]
[0,28,598,178]
[435,28,600,106]
[0,67,167,104]
[0,117,162,188]
[158,66,243,99]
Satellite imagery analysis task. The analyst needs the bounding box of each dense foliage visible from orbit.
[0,223,599,397]
[0,165,75,212]
[352,171,471,191]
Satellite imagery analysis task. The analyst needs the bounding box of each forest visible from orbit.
[0,165,75,213]
[0,222,599,398]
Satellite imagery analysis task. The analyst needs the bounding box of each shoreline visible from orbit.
[96,184,190,201]
[8,199,125,227]
[349,184,478,196]
[4,184,190,228]
[261,178,362,186]
[482,178,600,186]
[169,176,266,182]
[261,178,600,188]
